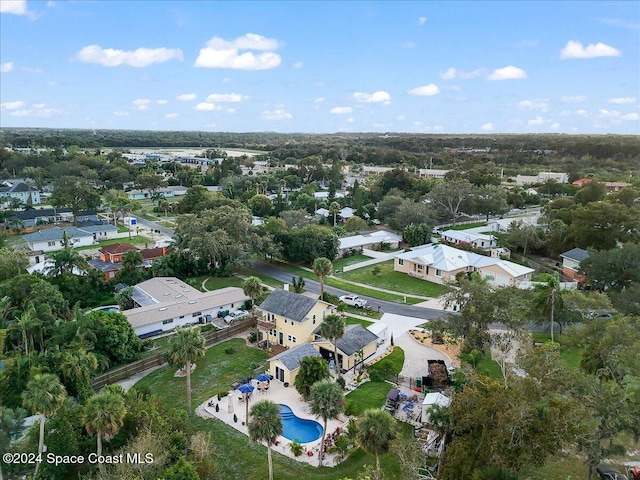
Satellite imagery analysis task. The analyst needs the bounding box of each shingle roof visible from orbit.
[258,289,318,323]
[270,343,321,371]
[88,259,122,273]
[100,243,138,254]
[80,225,117,233]
[334,324,379,356]
[23,226,93,243]
[560,248,590,262]
[140,247,165,259]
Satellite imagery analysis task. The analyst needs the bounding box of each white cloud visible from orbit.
[222,77,231,84]
[21,66,42,73]
[113,111,130,117]
[528,116,545,125]
[10,104,59,117]
[425,125,444,132]
[575,109,589,117]
[177,93,196,101]
[194,33,281,70]
[314,97,325,104]
[132,99,152,111]
[227,108,235,113]
[559,110,572,116]
[1,62,14,73]
[0,0,28,15]
[518,99,549,112]
[413,121,423,126]
[261,109,292,120]
[75,45,184,67]
[598,109,620,118]
[397,115,406,121]
[408,84,440,96]
[330,107,353,114]
[418,16,426,25]
[551,122,560,129]
[609,97,636,104]
[440,67,484,80]
[165,113,179,118]
[487,66,527,80]
[622,112,639,121]
[156,99,168,105]
[560,40,621,59]
[293,61,303,69]
[560,95,586,103]
[205,93,248,103]
[194,102,220,111]
[1,100,25,110]
[480,122,494,131]
[346,117,355,123]
[353,91,391,104]
[32,103,45,109]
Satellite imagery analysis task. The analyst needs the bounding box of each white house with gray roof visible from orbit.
[123,277,249,337]
[22,227,95,252]
[338,230,403,256]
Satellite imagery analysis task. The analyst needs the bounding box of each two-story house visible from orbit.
[256,289,335,349]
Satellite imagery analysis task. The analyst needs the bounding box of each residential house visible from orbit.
[125,185,188,200]
[572,178,632,192]
[88,243,167,280]
[338,230,403,257]
[339,207,355,220]
[12,208,99,231]
[418,168,449,179]
[256,289,335,349]
[486,214,540,233]
[0,180,41,206]
[98,243,138,263]
[440,229,497,250]
[74,224,118,242]
[394,243,534,287]
[22,227,94,252]
[313,324,379,372]
[560,248,589,283]
[268,343,322,385]
[123,277,249,337]
[515,172,568,186]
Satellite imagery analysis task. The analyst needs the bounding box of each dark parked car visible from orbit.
[597,465,628,480]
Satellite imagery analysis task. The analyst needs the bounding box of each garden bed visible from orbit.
[409,329,461,365]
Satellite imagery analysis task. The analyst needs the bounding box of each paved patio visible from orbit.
[196,377,350,466]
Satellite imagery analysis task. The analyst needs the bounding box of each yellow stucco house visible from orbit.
[268,343,322,384]
[394,243,534,287]
[256,289,335,349]
[313,324,379,373]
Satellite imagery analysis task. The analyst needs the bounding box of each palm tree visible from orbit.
[312,257,333,299]
[247,400,282,480]
[294,356,330,400]
[533,273,563,343]
[356,408,397,474]
[8,307,40,357]
[319,314,345,375]
[119,249,144,284]
[22,373,67,477]
[58,347,98,400]
[309,379,347,467]
[83,391,126,475]
[46,245,89,276]
[329,201,341,226]
[242,276,264,315]
[167,328,205,415]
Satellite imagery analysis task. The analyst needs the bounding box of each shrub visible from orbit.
[224,346,236,355]
[371,265,381,276]
[290,440,303,457]
[336,376,346,389]
[217,389,228,400]
[248,329,258,343]
[322,291,340,305]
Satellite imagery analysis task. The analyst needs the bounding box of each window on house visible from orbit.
[417,265,423,271]
[291,336,297,343]
[398,259,404,266]
[287,335,292,342]
[284,319,288,324]
[179,315,184,319]
[162,319,173,325]
[48,241,56,247]
[436,269,442,276]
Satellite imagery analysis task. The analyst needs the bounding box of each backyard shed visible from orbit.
[366,322,388,344]
[421,392,451,423]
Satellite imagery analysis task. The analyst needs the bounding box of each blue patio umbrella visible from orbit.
[238,383,255,394]
[256,373,271,382]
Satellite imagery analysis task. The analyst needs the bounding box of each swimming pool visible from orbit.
[279,404,323,443]
[99,306,120,312]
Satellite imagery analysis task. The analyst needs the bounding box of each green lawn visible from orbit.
[444,221,487,231]
[344,316,374,327]
[134,338,408,479]
[341,305,383,319]
[369,347,405,376]
[76,235,151,251]
[345,381,394,416]
[204,276,246,291]
[531,333,583,370]
[269,261,424,304]
[338,261,448,298]
[476,352,503,380]
[332,254,373,270]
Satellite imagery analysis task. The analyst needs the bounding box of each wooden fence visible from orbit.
[90,319,254,390]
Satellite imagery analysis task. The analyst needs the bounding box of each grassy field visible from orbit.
[341,305,383,319]
[531,332,583,370]
[270,261,424,304]
[369,347,405,377]
[204,276,246,291]
[476,352,503,380]
[442,221,487,231]
[345,381,394,416]
[344,316,374,328]
[338,261,448,298]
[76,235,152,251]
[134,338,408,479]
[332,254,373,270]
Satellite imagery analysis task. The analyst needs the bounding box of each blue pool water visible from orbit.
[279,404,323,443]
[100,306,120,312]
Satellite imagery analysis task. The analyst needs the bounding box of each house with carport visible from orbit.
[268,343,322,385]
[394,243,534,287]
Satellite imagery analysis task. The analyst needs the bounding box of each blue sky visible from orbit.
[1,0,639,134]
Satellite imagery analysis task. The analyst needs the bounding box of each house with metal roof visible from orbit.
[338,229,403,256]
[440,229,497,250]
[122,277,249,337]
[394,243,534,287]
[22,227,95,252]
[0,180,41,206]
[256,289,335,349]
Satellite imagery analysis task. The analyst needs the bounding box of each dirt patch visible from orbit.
[409,329,461,366]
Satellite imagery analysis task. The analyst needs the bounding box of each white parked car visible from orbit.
[339,295,368,308]
[224,311,249,324]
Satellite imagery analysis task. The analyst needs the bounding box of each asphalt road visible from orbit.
[135,216,175,237]
[251,260,445,321]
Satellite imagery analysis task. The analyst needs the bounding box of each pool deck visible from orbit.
[196,377,349,466]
